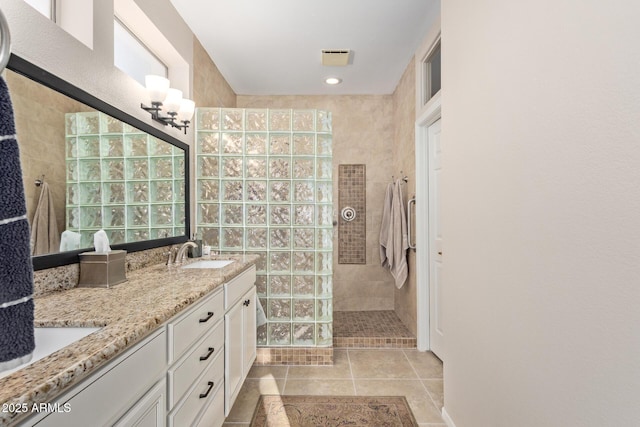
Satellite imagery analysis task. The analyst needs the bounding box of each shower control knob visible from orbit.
[340,207,357,222]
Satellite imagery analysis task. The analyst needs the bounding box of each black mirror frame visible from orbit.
[7,54,191,270]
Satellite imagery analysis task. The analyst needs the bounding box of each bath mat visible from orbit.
[250,395,418,426]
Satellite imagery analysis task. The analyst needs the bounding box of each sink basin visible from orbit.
[0,327,101,379]
[182,260,234,269]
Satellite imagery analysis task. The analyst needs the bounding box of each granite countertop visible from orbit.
[0,254,257,426]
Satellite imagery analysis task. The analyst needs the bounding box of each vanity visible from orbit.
[0,255,257,427]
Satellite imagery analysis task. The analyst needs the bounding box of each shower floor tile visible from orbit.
[333,310,416,349]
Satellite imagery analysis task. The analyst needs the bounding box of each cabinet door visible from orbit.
[224,303,243,416]
[242,287,257,376]
[114,379,166,427]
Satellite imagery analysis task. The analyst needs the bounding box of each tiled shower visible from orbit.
[195,108,333,349]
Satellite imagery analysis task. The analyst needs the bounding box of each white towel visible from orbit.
[389,179,409,288]
[30,182,60,255]
[379,183,393,268]
[59,230,81,252]
[256,298,267,327]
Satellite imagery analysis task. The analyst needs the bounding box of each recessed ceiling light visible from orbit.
[325,77,342,85]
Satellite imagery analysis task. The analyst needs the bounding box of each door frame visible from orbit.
[416,91,441,351]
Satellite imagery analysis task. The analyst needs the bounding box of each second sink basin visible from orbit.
[182,259,234,269]
[0,327,102,380]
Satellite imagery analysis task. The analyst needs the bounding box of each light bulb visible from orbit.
[145,75,170,104]
[163,88,183,114]
[177,99,195,122]
[325,77,342,85]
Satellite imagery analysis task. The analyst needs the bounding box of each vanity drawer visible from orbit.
[194,383,224,427]
[168,317,224,407]
[224,265,256,310]
[168,350,224,427]
[168,288,223,362]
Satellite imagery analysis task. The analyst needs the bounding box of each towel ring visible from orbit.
[0,9,11,74]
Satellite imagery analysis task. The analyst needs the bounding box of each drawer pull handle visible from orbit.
[199,381,214,399]
[200,347,215,361]
[199,312,214,323]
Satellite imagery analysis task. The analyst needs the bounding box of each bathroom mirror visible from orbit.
[5,54,190,270]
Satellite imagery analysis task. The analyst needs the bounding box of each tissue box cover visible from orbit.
[78,250,127,288]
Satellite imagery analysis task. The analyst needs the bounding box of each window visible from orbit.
[23,0,52,19]
[113,18,168,86]
[422,39,441,104]
[23,0,93,48]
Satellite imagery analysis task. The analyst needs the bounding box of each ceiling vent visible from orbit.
[322,50,351,66]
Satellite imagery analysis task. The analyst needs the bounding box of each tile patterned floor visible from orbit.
[333,310,417,348]
[223,349,445,426]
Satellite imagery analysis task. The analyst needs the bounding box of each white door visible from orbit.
[428,118,444,358]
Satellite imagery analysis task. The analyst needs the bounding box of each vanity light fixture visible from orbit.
[140,75,194,134]
[325,77,342,85]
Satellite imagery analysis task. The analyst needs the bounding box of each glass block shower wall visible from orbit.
[195,108,333,347]
[65,112,186,249]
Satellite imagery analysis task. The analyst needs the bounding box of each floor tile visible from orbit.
[247,364,288,379]
[225,378,285,423]
[403,350,443,379]
[349,349,418,379]
[423,379,444,409]
[287,350,351,379]
[284,378,355,395]
[354,379,444,424]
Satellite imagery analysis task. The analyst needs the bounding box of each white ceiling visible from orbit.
[170,0,440,95]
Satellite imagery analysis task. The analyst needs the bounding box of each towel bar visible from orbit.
[407,197,416,250]
[0,9,10,73]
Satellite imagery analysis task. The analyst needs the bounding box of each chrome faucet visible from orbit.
[175,241,198,265]
[165,246,178,266]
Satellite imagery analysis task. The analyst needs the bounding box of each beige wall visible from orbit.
[192,38,236,108]
[442,1,640,425]
[237,95,396,311]
[391,58,417,335]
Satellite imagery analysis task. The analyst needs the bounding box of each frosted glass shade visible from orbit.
[177,99,195,122]
[163,89,183,114]
[145,75,170,104]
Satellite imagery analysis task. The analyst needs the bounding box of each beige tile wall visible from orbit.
[392,58,418,336]
[192,38,236,109]
[237,95,396,311]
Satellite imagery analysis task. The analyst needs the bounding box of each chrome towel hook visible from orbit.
[0,9,11,73]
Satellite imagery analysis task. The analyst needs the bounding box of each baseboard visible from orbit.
[442,407,457,427]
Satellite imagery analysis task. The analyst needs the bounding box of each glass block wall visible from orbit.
[65,112,186,249]
[195,108,333,347]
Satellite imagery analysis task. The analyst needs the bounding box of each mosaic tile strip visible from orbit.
[255,347,334,366]
[338,164,366,264]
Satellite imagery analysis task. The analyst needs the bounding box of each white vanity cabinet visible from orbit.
[166,287,225,427]
[224,265,257,416]
[29,328,168,427]
[17,264,257,427]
